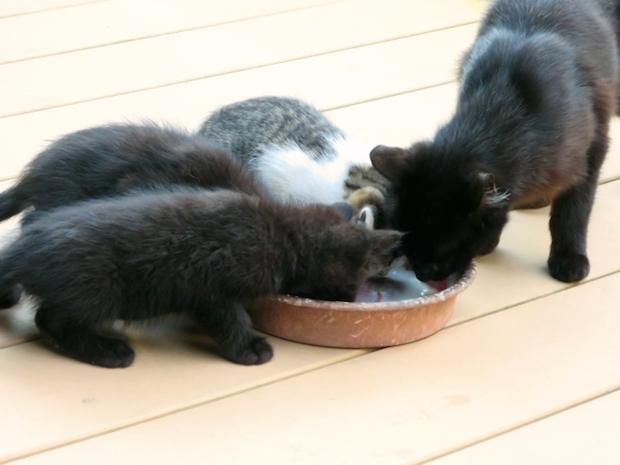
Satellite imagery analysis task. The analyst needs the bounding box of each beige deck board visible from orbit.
[11,272,620,465]
[0,0,105,18]
[0,0,485,119]
[0,332,367,462]
[0,0,343,64]
[1,0,618,462]
[428,390,620,464]
[0,25,478,181]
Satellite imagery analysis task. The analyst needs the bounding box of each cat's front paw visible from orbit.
[60,333,136,368]
[548,252,590,283]
[221,336,274,365]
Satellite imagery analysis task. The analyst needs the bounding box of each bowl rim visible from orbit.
[264,261,477,312]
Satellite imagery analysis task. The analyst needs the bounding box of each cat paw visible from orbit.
[221,336,274,365]
[0,285,22,309]
[70,335,136,368]
[548,252,590,283]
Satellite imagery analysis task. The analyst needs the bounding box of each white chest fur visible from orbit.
[251,135,372,205]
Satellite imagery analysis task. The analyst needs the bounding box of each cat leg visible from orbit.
[547,185,592,282]
[194,302,273,365]
[0,284,22,309]
[548,130,608,283]
[35,303,135,368]
[0,266,21,309]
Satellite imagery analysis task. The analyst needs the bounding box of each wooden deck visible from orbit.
[1,0,619,463]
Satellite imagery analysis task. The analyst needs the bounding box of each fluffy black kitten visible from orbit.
[0,189,401,368]
[371,0,620,283]
[0,122,262,225]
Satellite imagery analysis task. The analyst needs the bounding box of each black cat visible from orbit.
[0,122,263,225]
[0,189,401,368]
[370,0,620,283]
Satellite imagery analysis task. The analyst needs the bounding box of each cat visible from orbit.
[0,188,402,368]
[0,122,264,226]
[198,96,393,230]
[369,0,620,283]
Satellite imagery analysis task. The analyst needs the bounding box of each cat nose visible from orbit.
[415,263,449,282]
[414,264,435,282]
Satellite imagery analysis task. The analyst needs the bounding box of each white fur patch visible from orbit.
[356,205,376,230]
[252,135,372,205]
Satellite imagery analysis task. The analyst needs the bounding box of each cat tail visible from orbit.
[0,248,22,309]
[0,184,28,222]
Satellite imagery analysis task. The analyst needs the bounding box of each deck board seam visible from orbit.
[413,384,620,465]
[0,348,373,464]
[323,79,457,112]
[0,0,106,20]
[0,0,347,66]
[4,269,619,462]
[0,21,478,120]
[446,268,620,330]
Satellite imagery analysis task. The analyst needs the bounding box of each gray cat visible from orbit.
[198,96,393,230]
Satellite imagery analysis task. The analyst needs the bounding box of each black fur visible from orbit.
[371,0,620,283]
[0,122,263,225]
[0,189,401,367]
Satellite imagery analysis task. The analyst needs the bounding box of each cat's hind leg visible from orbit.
[194,302,273,365]
[35,303,135,368]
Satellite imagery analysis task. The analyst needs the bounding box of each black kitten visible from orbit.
[0,122,262,225]
[0,189,401,368]
[371,0,620,283]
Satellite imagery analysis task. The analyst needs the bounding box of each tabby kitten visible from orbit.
[371,0,619,283]
[0,122,263,226]
[0,189,401,368]
[198,96,392,229]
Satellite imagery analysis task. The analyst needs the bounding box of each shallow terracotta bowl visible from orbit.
[247,261,477,349]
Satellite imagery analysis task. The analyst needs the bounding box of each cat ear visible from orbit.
[478,172,510,207]
[369,145,410,182]
[367,229,404,253]
[479,172,495,192]
[330,201,355,222]
[458,172,485,213]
